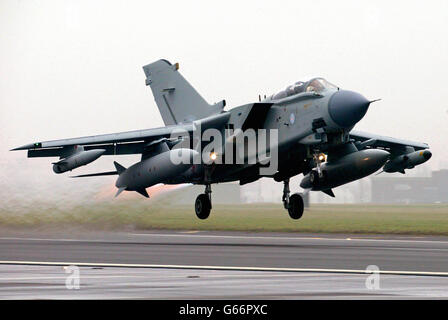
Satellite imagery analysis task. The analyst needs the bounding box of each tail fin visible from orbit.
[115,187,126,198]
[136,188,150,198]
[113,161,126,174]
[143,59,225,125]
[321,189,335,198]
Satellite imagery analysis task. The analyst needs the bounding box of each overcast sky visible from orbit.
[1,0,447,205]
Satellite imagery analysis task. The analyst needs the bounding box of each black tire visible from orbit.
[195,194,211,220]
[288,193,304,220]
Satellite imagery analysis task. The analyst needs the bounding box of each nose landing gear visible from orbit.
[282,179,304,220]
[288,193,304,220]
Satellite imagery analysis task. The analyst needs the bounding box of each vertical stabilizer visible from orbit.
[143,59,225,125]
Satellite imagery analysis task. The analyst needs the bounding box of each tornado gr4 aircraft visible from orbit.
[12,59,432,220]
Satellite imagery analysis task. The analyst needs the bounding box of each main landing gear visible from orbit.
[194,180,304,221]
[195,184,212,220]
[282,179,304,220]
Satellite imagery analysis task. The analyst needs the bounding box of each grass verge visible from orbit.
[1,200,448,235]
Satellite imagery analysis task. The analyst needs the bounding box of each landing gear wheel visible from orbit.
[195,193,211,220]
[288,193,304,220]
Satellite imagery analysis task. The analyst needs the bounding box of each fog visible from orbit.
[1,0,447,208]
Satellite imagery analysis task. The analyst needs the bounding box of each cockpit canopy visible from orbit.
[270,78,338,100]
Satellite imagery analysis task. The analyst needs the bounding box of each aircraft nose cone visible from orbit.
[361,149,390,166]
[423,150,432,161]
[373,149,391,164]
[328,90,370,128]
[115,172,126,188]
[115,176,123,188]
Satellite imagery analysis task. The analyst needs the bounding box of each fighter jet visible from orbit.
[11,59,432,220]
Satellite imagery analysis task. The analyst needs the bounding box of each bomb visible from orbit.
[115,149,198,192]
[383,150,432,173]
[300,149,390,190]
[53,149,105,174]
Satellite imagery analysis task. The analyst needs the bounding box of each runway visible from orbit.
[0,230,448,298]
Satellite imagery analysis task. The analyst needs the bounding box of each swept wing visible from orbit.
[350,130,429,154]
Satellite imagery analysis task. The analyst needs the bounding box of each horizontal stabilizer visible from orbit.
[71,171,118,178]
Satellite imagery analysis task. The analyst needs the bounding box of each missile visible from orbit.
[53,149,105,174]
[114,148,198,196]
[300,149,390,190]
[383,150,432,173]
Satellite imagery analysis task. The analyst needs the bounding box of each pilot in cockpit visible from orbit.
[293,81,305,94]
[306,79,325,93]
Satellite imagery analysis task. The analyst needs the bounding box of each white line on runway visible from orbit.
[1,233,448,245]
[0,275,150,281]
[0,273,352,282]
[1,260,448,277]
[131,232,448,245]
[0,237,111,243]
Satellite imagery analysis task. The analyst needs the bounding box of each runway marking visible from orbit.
[1,260,448,277]
[2,233,448,248]
[0,273,348,282]
[0,237,107,243]
[0,275,150,281]
[131,232,448,244]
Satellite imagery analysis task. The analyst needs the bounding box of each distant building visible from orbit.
[240,177,310,206]
[163,169,447,206]
[371,170,448,204]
